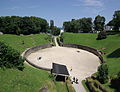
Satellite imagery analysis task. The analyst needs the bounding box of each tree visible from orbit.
[0,16,49,35]
[63,17,92,33]
[111,72,120,91]
[0,42,24,70]
[80,18,92,33]
[97,64,108,84]
[50,20,54,30]
[63,21,71,32]
[51,26,60,36]
[94,15,105,31]
[96,31,107,40]
[108,10,120,30]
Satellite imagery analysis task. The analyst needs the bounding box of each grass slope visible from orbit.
[63,33,120,76]
[0,34,50,53]
[0,34,68,92]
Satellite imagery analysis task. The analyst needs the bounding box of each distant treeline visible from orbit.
[0,16,48,35]
[63,10,120,33]
[63,16,106,33]
[63,18,93,33]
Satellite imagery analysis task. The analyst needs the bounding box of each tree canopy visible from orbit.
[94,15,105,31]
[50,20,54,30]
[0,16,48,35]
[63,17,92,33]
[97,64,108,84]
[107,10,120,31]
[51,26,60,36]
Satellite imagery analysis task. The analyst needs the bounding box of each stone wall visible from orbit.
[23,44,53,71]
[62,44,104,63]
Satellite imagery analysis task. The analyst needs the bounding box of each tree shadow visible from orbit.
[107,48,120,58]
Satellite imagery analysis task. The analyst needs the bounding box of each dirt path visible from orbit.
[54,36,59,47]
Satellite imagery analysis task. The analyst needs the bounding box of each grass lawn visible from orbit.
[62,32,120,76]
[0,34,68,92]
[0,34,50,53]
[62,32,120,91]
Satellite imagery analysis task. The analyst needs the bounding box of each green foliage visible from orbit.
[97,31,107,40]
[86,78,111,92]
[0,42,24,70]
[82,80,90,92]
[63,17,92,33]
[51,26,60,36]
[108,10,120,31]
[0,16,48,35]
[97,64,108,84]
[0,34,50,53]
[0,65,65,92]
[94,15,105,31]
[50,20,54,30]
[66,79,75,92]
[0,34,68,92]
[111,72,120,91]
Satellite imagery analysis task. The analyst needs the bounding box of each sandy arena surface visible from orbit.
[27,46,100,78]
[26,37,100,92]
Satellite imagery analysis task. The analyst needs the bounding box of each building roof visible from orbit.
[52,63,69,76]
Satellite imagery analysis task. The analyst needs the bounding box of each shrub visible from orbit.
[97,64,108,84]
[97,31,107,40]
[111,72,120,91]
[86,78,111,92]
[51,27,60,36]
[0,42,24,70]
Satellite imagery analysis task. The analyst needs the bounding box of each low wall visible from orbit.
[23,44,53,71]
[61,44,104,63]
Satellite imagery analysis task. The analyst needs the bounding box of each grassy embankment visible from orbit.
[0,34,68,92]
[62,32,120,91]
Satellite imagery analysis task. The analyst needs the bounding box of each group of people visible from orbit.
[72,77,79,84]
[70,67,79,84]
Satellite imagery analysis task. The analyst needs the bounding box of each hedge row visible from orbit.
[86,78,111,92]
[106,31,120,35]
[66,79,75,92]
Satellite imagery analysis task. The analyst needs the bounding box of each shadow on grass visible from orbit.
[107,48,120,58]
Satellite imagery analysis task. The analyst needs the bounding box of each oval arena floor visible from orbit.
[27,46,100,80]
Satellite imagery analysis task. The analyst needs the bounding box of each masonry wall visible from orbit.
[23,44,53,71]
[61,44,104,63]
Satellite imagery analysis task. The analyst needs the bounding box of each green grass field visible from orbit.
[0,34,50,53]
[62,33,120,76]
[0,34,68,92]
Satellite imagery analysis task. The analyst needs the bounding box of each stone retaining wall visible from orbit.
[61,44,104,63]
[23,44,53,71]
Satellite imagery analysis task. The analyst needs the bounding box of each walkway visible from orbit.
[54,36,59,47]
